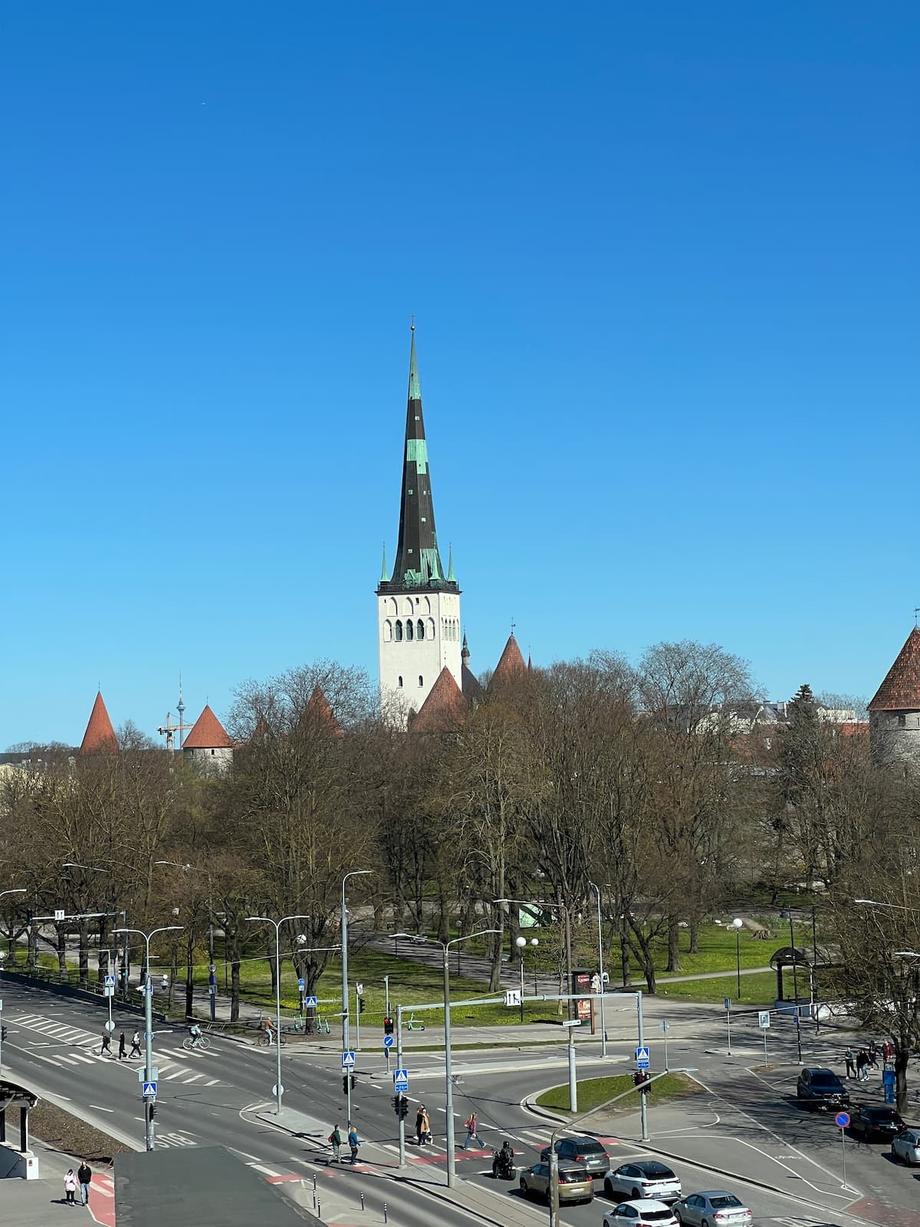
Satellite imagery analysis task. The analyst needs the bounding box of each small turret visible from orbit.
[868,627,920,770]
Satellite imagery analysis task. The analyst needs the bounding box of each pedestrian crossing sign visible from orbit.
[142,1081,157,1098]
[341,1050,356,1068]
[304,995,318,1007]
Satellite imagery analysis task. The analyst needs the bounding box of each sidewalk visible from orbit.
[0,1136,115,1227]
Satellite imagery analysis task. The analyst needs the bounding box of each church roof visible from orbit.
[489,634,528,689]
[378,326,457,596]
[869,628,920,711]
[80,691,118,753]
[183,704,233,750]
[305,686,344,736]
[410,667,468,733]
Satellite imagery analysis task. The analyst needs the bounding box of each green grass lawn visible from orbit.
[655,970,777,1004]
[536,1072,699,1114]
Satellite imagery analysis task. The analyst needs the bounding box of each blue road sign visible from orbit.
[304,994,318,1008]
[341,1050,357,1069]
[142,1081,158,1098]
[104,974,116,988]
[835,1111,850,1129]
[383,1034,395,1049]
[297,977,305,990]
[394,1068,409,1092]
[635,1045,650,1069]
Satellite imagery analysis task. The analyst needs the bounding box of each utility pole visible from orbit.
[341,870,372,1126]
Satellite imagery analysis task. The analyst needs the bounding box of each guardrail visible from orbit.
[0,966,163,1021]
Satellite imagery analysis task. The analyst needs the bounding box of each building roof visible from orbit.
[305,685,344,736]
[183,704,233,750]
[377,326,457,595]
[410,666,468,733]
[869,628,920,711]
[489,634,527,689]
[80,691,118,753]
[115,1145,322,1227]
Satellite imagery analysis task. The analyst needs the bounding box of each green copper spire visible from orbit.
[380,542,388,582]
[447,543,456,582]
[408,322,422,402]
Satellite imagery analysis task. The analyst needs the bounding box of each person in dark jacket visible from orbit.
[118,1030,127,1060]
[78,1160,92,1206]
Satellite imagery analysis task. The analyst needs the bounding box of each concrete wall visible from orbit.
[377,589,462,725]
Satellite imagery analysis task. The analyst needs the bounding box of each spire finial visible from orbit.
[915,607,919,628]
[511,617,516,636]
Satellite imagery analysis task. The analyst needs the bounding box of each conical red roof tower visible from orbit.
[869,628,920,711]
[489,634,527,690]
[80,691,118,753]
[183,704,233,750]
[305,686,344,736]
[410,666,468,733]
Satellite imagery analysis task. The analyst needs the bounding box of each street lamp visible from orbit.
[588,882,608,1057]
[340,869,372,1124]
[245,914,310,1116]
[731,918,743,999]
[113,925,183,1151]
[495,897,573,1017]
[514,935,539,1023]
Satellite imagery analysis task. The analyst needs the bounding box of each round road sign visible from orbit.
[272,1084,284,1097]
[104,1020,116,1033]
[835,1111,850,1129]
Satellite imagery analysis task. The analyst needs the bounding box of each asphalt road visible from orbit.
[2,980,918,1227]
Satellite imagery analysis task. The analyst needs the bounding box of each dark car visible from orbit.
[848,1105,905,1140]
[796,1067,850,1110]
[539,1135,610,1179]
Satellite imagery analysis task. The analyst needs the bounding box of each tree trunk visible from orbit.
[185,939,195,1019]
[665,915,679,973]
[269,941,278,999]
[57,925,68,978]
[230,957,241,1022]
[619,923,630,988]
[488,918,505,992]
[78,923,90,988]
[896,1043,910,1114]
[688,916,700,954]
[28,920,37,970]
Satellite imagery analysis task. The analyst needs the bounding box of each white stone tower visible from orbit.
[869,627,920,771]
[377,327,462,724]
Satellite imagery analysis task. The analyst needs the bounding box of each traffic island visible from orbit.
[534,1071,702,1116]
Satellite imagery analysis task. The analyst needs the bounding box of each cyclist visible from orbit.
[188,1022,204,1048]
[261,1016,276,1045]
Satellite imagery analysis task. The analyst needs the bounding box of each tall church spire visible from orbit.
[380,325,455,592]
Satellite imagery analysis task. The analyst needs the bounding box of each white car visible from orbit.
[604,1199,679,1227]
[605,1161,682,1204]
[892,1128,920,1165]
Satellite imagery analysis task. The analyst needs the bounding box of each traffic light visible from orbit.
[342,1074,356,1094]
[399,1096,409,1119]
[384,1016,394,1035]
[358,996,365,1014]
[392,1094,401,1115]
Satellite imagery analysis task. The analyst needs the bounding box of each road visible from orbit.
[2,980,917,1226]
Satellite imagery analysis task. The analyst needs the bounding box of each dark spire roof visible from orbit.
[378,327,458,596]
[460,633,483,701]
[869,628,920,711]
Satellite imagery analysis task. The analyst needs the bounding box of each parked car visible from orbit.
[539,1135,610,1179]
[795,1067,850,1110]
[848,1105,905,1141]
[605,1161,682,1204]
[673,1190,753,1226]
[519,1161,594,1204]
[891,1127,920,1165]
[603,1199,679,1226]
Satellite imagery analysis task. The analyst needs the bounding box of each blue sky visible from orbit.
[2,3,919,746]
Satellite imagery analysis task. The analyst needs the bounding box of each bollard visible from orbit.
[317,1204,320,1220]
[313,1176,317,1192]
[383,1202,388,1223]
[360,1191,366,1211]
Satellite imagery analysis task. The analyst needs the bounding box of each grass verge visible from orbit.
[535,1072,699,1115]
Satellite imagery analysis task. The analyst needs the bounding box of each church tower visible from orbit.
[377,327,462,723]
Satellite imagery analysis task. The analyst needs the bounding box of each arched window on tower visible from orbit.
[384,621,392,642]
[417,619,425,640]
[418,675,424,687]
[398,675,403,687]
[406,619,414,641]
[427,617,435,639]
[395,620,403,642]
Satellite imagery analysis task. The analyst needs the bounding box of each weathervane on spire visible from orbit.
[511,617,516,636]
[409,313,415,333]
[915,607,919,628]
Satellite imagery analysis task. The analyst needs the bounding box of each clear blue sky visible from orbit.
[3,3,919,747]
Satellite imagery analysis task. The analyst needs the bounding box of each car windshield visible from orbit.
[810,1073,842,1087]
[573,1139,606,1154]
[639,1162,676,1178]
[710,1196,743,1208]
[867,1108,898,1120]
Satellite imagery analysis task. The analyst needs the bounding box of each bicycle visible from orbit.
[257,1030,286,1047]
[182,1034,211,1052]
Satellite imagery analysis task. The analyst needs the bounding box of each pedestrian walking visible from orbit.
[327,1124,342,1163]
[856,1049,869,1081]
[118,1030,126,1060]
[64,1169,77,1205]
[868,1041,879,1069]
[100,1031,112,1057]
[415,1105,426,1146]
[462,1112,479,1149]
[129,1031,142,1059]
[347,1123,360,1164]
[77,1160,92,1207]
[883,1040,894,1064]
[844,1048,855,1079]
[421,1107,431,1145]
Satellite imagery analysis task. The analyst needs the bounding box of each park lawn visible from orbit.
[536,1072,699,1114]
[655,970,777,1004]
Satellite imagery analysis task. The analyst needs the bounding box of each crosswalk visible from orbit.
[7,1013,221,1086]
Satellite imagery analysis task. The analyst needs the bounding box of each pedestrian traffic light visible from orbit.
[358,996,365,1014]
[392,1094,401,1115]
[384,1016,394,1035]
[399,1096,409,1119]
[342,1074,356,1094]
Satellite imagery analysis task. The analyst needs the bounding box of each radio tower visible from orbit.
[157,678,192,752]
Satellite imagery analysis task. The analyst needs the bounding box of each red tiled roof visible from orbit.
[183,704,233,749]
[80,691,117,753]
[410,667,468,733]
[305,686,344,736]
[869,629,920,711]
[489,634,527,689]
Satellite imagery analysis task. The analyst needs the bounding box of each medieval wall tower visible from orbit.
[868,626,920,770]
[376,327,462,724]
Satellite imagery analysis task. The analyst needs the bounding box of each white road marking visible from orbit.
[248,1163,281,1176]
[183,1073,203,1083]
[89,1105,114,1113]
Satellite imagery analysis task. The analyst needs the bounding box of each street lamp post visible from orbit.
[113,925,183,1151]
[340,870,372,1125]
[495,897,572,1017]
[589,882,607,1057]
[245,913,310,1117]
[731,918,743,999]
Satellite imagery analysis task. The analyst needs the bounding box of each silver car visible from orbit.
[673,1190,753,1226]
[605,1161,682,1204]
[891,1128,920,1165]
